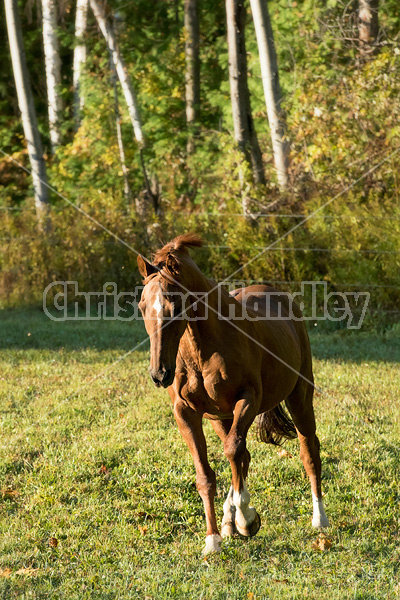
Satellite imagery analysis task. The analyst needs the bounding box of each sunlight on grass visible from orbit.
[0,310,399,599]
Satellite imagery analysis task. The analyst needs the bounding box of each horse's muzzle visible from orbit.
[149,367,175,388]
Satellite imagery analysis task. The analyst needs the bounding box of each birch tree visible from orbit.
[73,0,88,125]
[89,0,144,147]
[4,0,49,222]
[249,0,289,189]
[225,0,265,190]
[359,0,379,49]
[184,0,200,153]
[109,49,131,202]
[42,0,63,151]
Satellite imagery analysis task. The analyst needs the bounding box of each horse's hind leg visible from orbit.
[286,379,329,528]
[211,419,251,538]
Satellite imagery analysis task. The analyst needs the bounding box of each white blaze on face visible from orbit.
[152,292,163,324]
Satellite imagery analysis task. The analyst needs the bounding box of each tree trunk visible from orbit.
[5,0,49,222]
[249,0,289,189]
[41,0,63,151]
[359,0,379,48]
[73,0,88,126]
[184,0,200,153]
[109,48,131,203]
[225,0,265,192]
[89,0,144,147]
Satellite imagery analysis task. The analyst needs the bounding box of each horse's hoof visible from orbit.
[235,511,261,538]
[202,534,222,555]
[221,521,236,538]
[312,514,329,528]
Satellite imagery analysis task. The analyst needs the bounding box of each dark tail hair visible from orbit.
[257,403,297,446]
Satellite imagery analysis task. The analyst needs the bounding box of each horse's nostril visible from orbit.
[149,367,174,387]
[162,369,172,384]
[150,370,161,386]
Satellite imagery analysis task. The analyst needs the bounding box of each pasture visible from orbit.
[0,309,399,599]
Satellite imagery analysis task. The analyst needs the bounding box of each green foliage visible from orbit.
[0,0,399,322]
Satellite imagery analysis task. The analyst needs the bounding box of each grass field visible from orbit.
[0,308,399,599]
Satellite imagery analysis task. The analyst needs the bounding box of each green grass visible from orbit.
[0,309,399,599]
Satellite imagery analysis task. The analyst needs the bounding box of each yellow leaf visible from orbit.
[311,534,333,552]
[0,568,12,578]
[15,567,38,576]
[1,488,19,499]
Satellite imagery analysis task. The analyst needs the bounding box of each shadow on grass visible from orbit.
[309,328,400,363]
[0,308,399,362]
[0,307,148,351]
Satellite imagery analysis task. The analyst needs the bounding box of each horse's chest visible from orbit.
[178,367,237,417]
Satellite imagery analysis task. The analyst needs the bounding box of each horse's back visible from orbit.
[230,284,302,320]
[230,284,312,379]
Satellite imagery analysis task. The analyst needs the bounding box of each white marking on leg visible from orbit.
[221,485,236,538]
[152,293,163,324]
[202,534,222,555]
[312,492,329,528]
[233,481,257,530]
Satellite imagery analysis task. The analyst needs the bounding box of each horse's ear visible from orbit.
[165,254,180,278]
[137,255,157,279]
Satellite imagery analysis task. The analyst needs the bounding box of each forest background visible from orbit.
[0,0,399,329]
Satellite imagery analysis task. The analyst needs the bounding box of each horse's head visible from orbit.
[137,234,203,388]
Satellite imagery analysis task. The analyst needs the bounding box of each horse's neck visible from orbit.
[180,280,236,370]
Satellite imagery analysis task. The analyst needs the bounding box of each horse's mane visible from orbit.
[153,233,203,265]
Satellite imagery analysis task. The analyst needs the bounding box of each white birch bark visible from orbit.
[73,0,88,124]
[359,0,379,47]
[226,0,248,156]
[89,0,144,147]
[184,0,200,153]
[226,0,265,215]
[42,0,63,151]
[249,0,289,189]
[109,52,131,202]
[5,0,49,221]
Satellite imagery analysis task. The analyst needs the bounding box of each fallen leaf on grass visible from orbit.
[49,537,58,548]
[311,534,333,552]
[0,568,12,578]
[15,567,38,577]
[1,488,19,499]
[277,449,293,459]
[138,525,148,536]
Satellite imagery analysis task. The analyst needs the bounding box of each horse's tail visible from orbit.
[257,403,297,446]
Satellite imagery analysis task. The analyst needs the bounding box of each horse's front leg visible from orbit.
[211,418,251,538]
[223,393,261,538]
[173,400,221,554]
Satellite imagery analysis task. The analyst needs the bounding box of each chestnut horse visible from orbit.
[137,234,329,554]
